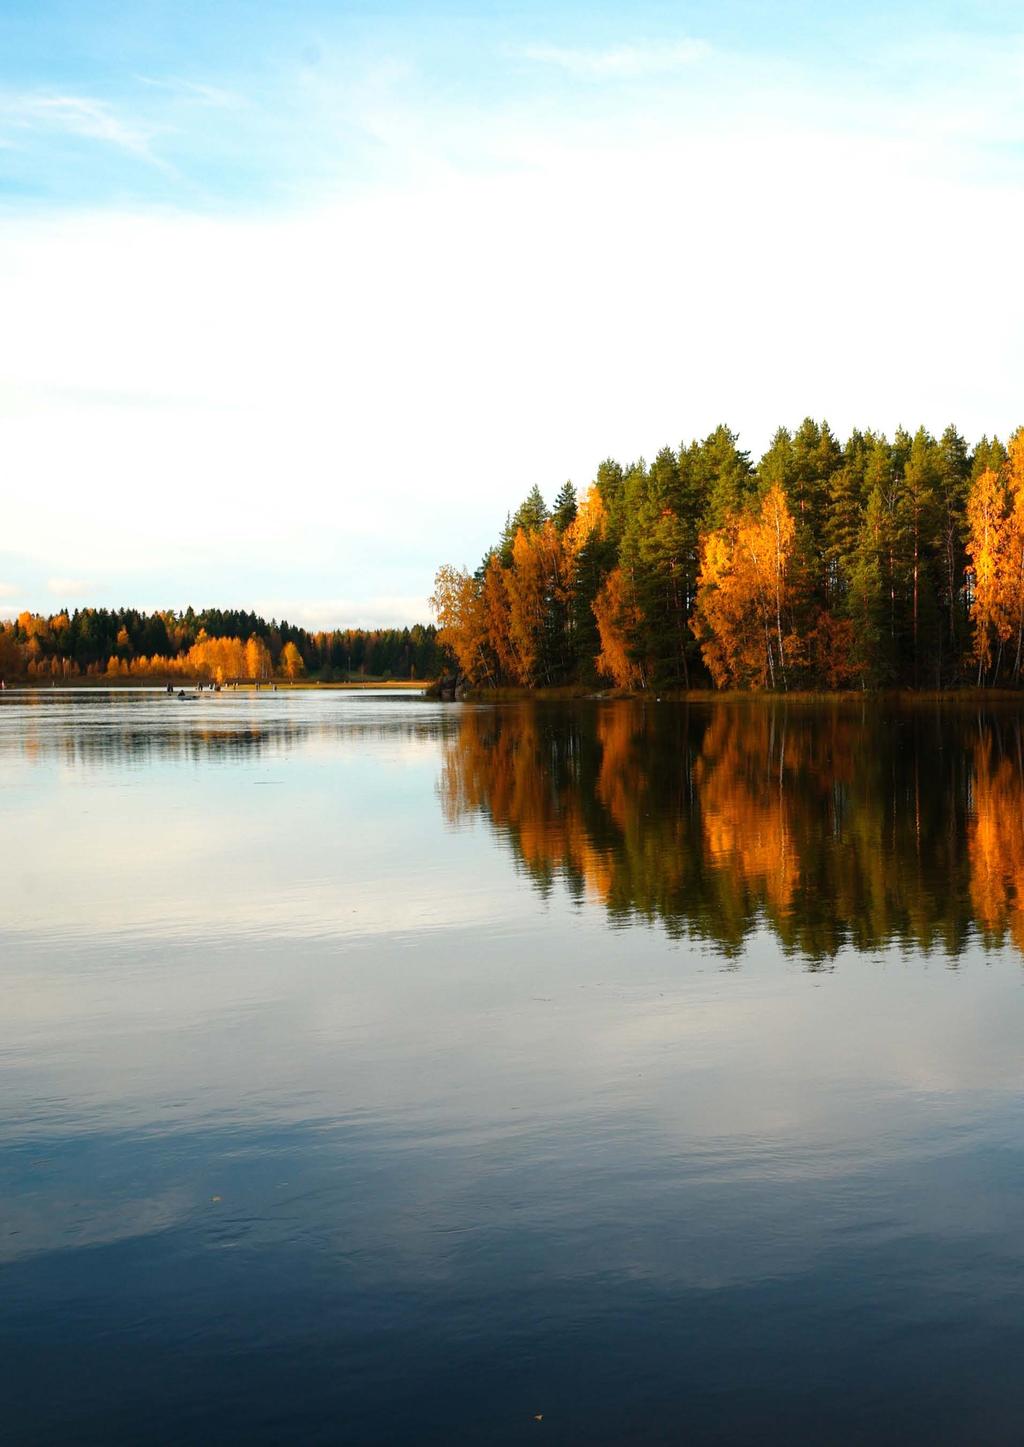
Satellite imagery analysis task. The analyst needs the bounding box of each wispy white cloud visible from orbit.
[0,92,165,166]
[135,75,244,109]
[517,39,710,79]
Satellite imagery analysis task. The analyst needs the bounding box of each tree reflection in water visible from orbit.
[440,701,1024,962]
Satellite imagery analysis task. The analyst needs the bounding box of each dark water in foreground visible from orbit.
[3,690,1024,1445]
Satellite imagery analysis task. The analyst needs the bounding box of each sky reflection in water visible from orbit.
[2,690,1024,1445]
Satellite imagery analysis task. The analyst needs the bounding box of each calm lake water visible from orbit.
[4,689,1024,1444]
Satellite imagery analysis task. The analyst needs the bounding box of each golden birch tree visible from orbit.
[593,566,643,688]
[966,466,1008,684]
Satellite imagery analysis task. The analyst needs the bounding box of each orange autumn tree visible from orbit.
[505,528,547,685]
[593,566,644,688]
[433,487,613,691]
[1002,430,1024,682]
[564,484,607,558]
[279,641,304,679]
[430,564,495,685]
[965,466,1008,684]
[245,635,272,683]
[480,555,516,681]
[692,483,802,690]
[504,521,572,686]
[185,630,242,682]
[433,526,572,689]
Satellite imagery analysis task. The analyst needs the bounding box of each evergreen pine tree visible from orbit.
[552,481,578,533]
[695,425,754,529]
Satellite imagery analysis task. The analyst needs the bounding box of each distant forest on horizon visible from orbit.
[0,606,441,682]
[432,419,1024,692]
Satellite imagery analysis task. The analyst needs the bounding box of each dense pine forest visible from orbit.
[432,420,1024,691]
[0,606,441,683]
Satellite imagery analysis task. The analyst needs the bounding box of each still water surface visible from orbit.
[3,689,1024,1444]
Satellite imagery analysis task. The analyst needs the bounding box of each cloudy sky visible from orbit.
[1,0,1023,627]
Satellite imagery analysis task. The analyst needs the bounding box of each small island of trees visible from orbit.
[431,420,1024,691]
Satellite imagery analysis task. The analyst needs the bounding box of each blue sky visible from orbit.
[2,1,1024,625]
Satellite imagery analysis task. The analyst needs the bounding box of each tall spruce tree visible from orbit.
[618,447,698,687]
[695,425,754,529]
[552,481,578,533]
[902,428,943,686]
[499,485,550,563]
[595,459,627,544]
[824,429,873,611]
[935,426,971,668]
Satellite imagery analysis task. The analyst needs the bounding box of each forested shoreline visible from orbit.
[431,420,1024,692]
[0,607,441,683]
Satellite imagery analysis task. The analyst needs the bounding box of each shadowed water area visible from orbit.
[3,689,1024,1444]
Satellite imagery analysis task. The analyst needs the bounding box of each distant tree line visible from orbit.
[0,606,441,683]
[432,420,1024,690]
